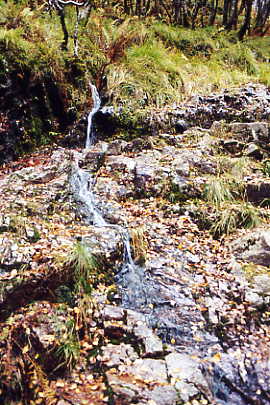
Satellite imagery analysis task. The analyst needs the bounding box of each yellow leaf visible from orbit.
[211,352,221,363]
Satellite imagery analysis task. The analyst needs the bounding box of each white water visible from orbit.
[69,82,107,226]
[70,82,137,269]
[70,166,107,227]
[85,83,101,149]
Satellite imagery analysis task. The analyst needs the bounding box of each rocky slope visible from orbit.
[1,85,270,405]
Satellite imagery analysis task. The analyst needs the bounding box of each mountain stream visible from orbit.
[68,84,270,405]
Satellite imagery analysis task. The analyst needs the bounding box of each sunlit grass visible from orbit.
[204,178,233,207]
[211,202,262,237]
[66,241,101,295]
[2,3,270,118]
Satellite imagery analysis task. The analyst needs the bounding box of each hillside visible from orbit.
[1,2,270,405]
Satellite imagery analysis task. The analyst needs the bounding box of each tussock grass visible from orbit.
[203,155,263,238]
[211,202,262,237]
[66,241,101,294]
[204,178,233,206]
[55,318,80,371]
[2,2,270,122]
[215,42,259,75]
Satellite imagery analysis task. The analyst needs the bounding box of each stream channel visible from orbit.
[69,85,270,405]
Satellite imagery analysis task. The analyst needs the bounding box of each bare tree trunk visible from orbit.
[201,1,207,27]
[59,9,69,51]
[159,0,174,23]
[144,0,151,15]
[238,0,253,40]
[173,0,181,23]
[136,0,142,16]
[191,1,202,28]
[182,0,190,27]
[74,6,79,57]
[255,0,270,34]
[223,0,231,26]
[209,0,219,25]
[227,0,239,29]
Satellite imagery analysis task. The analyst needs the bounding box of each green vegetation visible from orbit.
[1,0,270,147]
[262,159,270,177]
[211,202,262,237]
[204,178,233,207]
[200,155,267,238]
[55,318,80,371]
[243,263,270,282]
[66,240,101,295]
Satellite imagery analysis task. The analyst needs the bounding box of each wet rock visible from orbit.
[204,296,223,324]
[107,140,128,155]
[106,155,136,172]
[213,121,270,157]
[0,215,11,233]
[9,148,71,184]
[93,84,270,135]
[123,137,153,153]
[133,324,163,356]
[95,177,131,201]
[141,385,178,405]
[82,226,123,267]
[134,152,170,196]
[252,273,270,296]
[175,119,189,133]
[205,352,270,405]
[102,304,125,321]
[104,146,211,200]
[106,358,171,403]
[101,343,138,367]
[107,369,178,405]
[229,122,269,143]
[245,289,264,307]
[231,229,270,266]
[0,238,33,273]
[222,139,245,154]
[160,84,270,131]
[166,352,211,402]
[83,141,108,169]
[126,309,147,327]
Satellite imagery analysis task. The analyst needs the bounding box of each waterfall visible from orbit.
[85,83,101,149]
[121,228,135,266]
[70,166,107,227]
[70,83,148,310]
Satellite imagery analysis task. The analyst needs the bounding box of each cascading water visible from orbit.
[85,83,101,149]
[70,82,106,226]
[70,84,206,345]
[70,83,193,336]
[70,82,153,309]
[69,85,269,405]
[70,83,138,270]
[70,164,107,227]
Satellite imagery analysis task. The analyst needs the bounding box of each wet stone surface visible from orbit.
[1,102,270,404]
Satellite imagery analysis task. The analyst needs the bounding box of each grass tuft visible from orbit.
[204,178,233,206]
[66,241,101,295]
[55,318,80,371]
[211,202,262,237]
